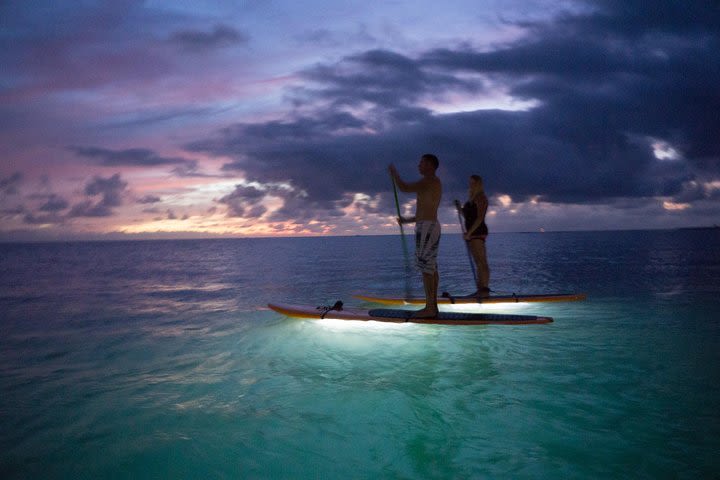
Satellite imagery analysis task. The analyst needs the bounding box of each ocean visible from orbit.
[1,229,719,479]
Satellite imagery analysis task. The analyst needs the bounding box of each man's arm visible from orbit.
[389,164,424,192]
[389,165,428,193]
[389,164,421,224]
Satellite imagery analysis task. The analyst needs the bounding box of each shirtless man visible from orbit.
[388,154,442,318]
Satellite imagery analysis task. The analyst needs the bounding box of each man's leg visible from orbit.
[413,222,440,318]
[430,269,439,309]
[415,270,439,318]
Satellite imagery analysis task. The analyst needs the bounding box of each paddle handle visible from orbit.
[391,177,405,236]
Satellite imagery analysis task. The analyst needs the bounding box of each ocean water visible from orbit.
[1,230,719,479]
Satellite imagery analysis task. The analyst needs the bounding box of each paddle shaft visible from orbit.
[455,200,478,285]
[392,176,413,297]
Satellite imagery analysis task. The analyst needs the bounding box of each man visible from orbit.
[388,154,442,318]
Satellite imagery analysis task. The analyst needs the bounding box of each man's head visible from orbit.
[419,153,439,174]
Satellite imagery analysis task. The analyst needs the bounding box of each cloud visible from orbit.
[10,178,125,225]
[1,205,26,215]
[67,200,113,218]
[241,112,367,140]
[68,174,128,217]
[137,195,162,204]
[39,194,69,212]
[70,146,196,168]
[84,174,126,206]
[186,0,719,228]
[170,24,249,51]
[23,212,65,225]
[216,181,357,222]
[217,184,269,219]
[4,0,717,235]
[0,172,23,195]
[297,49,482,112]
[164,209,189,221]
[170,160,225,178]
[68,146,222,178]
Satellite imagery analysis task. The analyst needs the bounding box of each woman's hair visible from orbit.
[470,175,484,193]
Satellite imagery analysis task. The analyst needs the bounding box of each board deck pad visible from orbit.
[368,309,545,322]
[268,302,553,325]
[354,291,586,305]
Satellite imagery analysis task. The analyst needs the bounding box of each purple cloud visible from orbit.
[170,24,249,51]
[69,174,128,217]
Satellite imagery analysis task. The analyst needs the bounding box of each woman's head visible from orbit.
[469,175,483,193]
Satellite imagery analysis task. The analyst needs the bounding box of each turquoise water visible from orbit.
[1,230,719,478]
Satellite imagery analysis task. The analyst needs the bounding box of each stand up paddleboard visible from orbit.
[353,291,586,306]
[268,302,552,325]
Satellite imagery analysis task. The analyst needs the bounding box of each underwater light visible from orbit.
[440,302,531,314]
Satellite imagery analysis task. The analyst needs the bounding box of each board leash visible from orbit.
[317,300,344,319]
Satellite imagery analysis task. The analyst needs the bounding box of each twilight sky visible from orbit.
[1,0,719,240]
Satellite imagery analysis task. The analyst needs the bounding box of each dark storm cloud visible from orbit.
[217,182,354,222]
[299,49,482,109]
[420,2,720,169]
[218,184,267,219]
[189,0,719,222]
[242,112,366,140]
[69,174,128,217]
[170,24,249,51]
[191,110,395,213]
[70,146,195,168]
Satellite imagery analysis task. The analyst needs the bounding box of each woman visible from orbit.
[461,175,490,297]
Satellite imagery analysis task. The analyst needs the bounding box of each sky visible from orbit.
[1,0,719,240]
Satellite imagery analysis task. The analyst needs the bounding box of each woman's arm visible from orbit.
[464,195,488,239]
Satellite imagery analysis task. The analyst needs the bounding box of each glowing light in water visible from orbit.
[312,318,415,332]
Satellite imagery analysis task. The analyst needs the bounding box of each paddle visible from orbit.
[454,199,477,286]
[391,175,413,299]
